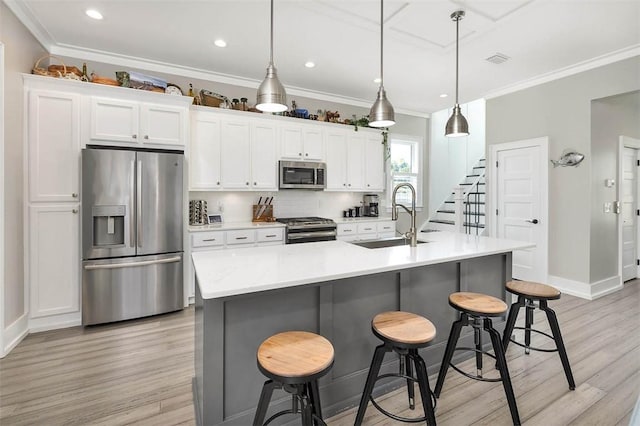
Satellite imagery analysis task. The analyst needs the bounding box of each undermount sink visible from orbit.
[351,237,428,249]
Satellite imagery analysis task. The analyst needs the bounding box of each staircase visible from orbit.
[422,158,486,234]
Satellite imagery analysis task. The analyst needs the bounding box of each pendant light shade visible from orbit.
[256,0,287,112]
[369,0,395,128]
[445,10,469,137]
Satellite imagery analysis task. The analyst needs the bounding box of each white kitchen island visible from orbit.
[192,232,533,426]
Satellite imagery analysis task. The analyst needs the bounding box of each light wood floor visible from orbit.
[1,281,638,425]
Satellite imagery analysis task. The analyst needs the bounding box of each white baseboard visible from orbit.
[28,312,81,333]
[548,275,622,300]
[2,313,29,358]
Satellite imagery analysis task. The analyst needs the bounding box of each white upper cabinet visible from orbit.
[280,124,324,161]
[250,120,278,189]
[190,110,221,190]
[90,97,186,147]
[346,132,365,190]
[28,89,81,202]
[364,133,385,192]
[189,109,279,191]
[220,119,251,189]
[325,128,384,192]
[140,103,185,146]
[325,130,348,190]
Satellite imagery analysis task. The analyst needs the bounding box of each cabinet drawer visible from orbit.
[357,223,377,234]
[337,224,357,235]
[226,229,256,245]
[256,228,284,243]
[192,231,225,248]
[377,221,395,234]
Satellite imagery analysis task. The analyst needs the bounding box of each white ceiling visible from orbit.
[7,0,640,115]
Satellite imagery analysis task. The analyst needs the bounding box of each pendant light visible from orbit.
[368,0,395,128]
[445,10,469,137]
[256,0,287,112]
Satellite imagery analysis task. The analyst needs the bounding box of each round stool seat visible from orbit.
[257,331,334,382]
[449,292,508,316]
[372,311,436,347]
[506,280,561,300]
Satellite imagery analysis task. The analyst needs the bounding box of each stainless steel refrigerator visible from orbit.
[81,147,184,325]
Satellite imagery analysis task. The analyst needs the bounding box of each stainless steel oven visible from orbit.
[276,217,337,244]
[279,161,326,190]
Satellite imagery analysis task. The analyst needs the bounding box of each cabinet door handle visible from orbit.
[254,182,257,185]
[343,183,346,187]
[265,234,277,238]
[348,183,351,187]
[202,238,217,242]
[144,135,149,140]
[246,182,249,186]
[72,193,78,198]
[72,209,78,214]
[217,181,220,185]
[235,236,248,240]
[343,229,352,232]
[364,227,372,231]
[305,153,309,157]
[367,184,370,187]
[132,134,137,139]
[298,152,302,156]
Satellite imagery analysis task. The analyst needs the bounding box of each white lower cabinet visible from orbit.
[337,220,396,242]
[28,204,80,319]
[187,226,285,300]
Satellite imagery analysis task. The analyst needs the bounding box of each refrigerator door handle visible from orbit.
[130,159,136,248]
[84,256,181,270]
[137,159,143,248]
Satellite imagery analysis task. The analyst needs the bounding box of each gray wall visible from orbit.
[1,4,46,328]
[486,56,640,285]
[590,91,640,282]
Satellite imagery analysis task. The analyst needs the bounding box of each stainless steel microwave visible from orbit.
[279,160,326,190]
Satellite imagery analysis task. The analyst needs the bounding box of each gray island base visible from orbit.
[193,237,520,425]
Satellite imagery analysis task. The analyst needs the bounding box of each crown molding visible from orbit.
[484,44,640,100]
[49,43,430,119]
[3,0,53,50]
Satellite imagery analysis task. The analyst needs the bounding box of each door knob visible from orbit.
[72,193,78,198]
[72,209,78,214]
[526,219,539,224]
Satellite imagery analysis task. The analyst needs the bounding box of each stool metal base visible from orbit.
[355,344,437,426]
[253,380,326,426]
[435,312,521,426]
[503,295,576,390]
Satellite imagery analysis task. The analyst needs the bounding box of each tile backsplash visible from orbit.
[190,190,383,222]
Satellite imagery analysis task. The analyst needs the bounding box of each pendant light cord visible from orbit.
[455,13,459,105]
[380,0,384,88]
[269,0,274,66]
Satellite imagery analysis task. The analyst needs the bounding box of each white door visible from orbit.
[302,126,324,160]
[346,133,365,190]
[325,130,347,190]
[364,134,385,191]
[190,111,221,190]
[140,103,185,147]
[220,120,251,189]
[90,97,139,143]
[280,125,304,160]
[621,143,640,281]
[493,138,548,282]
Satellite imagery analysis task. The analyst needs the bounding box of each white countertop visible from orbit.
[192,232,534,299]
[189,221,285,232]
[332,216,394,224]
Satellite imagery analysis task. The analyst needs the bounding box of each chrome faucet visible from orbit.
[391,183,417,247]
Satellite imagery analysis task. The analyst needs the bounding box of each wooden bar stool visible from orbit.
[355,311,437,426]
[253,331,334,426]
[434,292,521,426]
[502,280,575,390]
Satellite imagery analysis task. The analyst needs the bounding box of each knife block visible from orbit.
[252,204,274,222]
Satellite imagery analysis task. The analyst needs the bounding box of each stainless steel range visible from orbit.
[276,217,337,244]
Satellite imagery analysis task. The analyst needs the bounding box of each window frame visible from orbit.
[387,133,424,210]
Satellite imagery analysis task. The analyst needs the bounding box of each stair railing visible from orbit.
[453,169,485,234]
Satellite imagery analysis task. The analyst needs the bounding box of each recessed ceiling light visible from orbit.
[373,78,382,84]
[214,39,227,48]
[85,9,103,20]
[440,93,448,98]
[304,61,315,68]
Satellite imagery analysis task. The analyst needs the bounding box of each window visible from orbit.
[388,135,423,208]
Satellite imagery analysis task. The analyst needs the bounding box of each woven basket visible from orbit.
[32,54,80,80]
